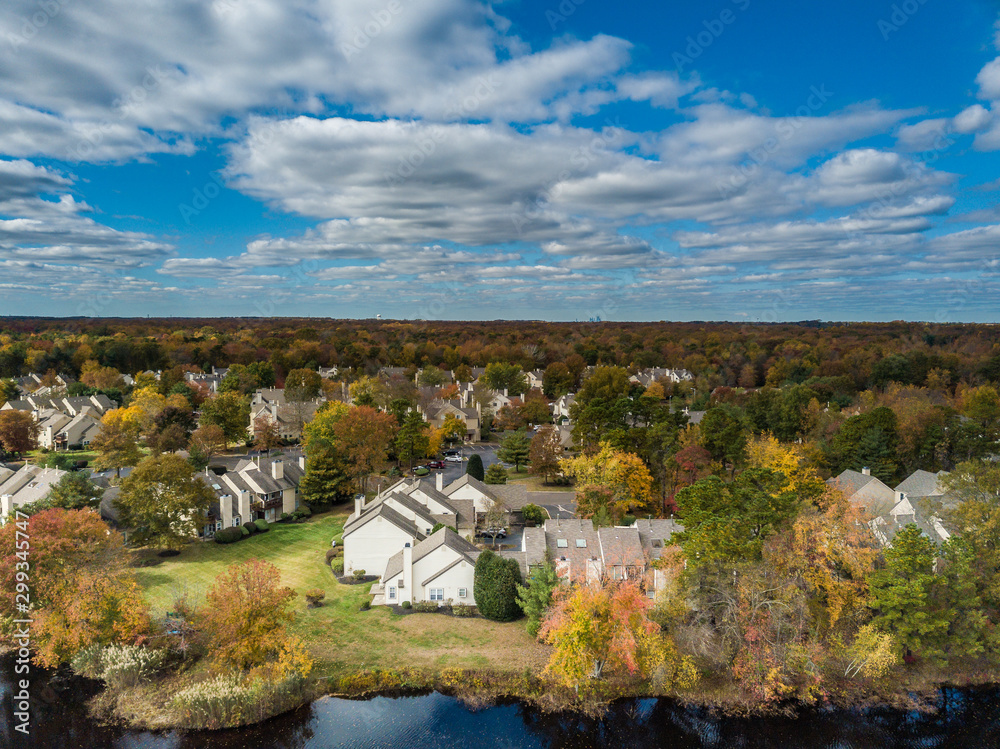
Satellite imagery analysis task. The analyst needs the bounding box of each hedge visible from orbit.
[239,526,250,537]
[254,519,270,532]
[214,527,243,544]
[243,521,257,535]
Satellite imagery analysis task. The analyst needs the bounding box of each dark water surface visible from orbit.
[3,656,999,749]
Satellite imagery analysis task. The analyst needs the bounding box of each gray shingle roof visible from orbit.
[895,469,948,498]
[382,527,478,581]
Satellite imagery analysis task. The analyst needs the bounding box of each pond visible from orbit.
[3,656,998,748]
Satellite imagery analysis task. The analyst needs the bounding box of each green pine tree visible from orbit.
[299,448,350,507]
[466,453,485,481]
[516,560,560,637]
[497,430,531,473]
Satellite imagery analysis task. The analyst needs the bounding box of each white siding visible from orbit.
[344,517,415,576]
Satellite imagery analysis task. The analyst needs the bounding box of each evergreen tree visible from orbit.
[497,430,531,472]
[299,448,350,507]
[484,463,507,484]
[516,560,560,637]
[466,453,485,481]
[869,525,949,663]
[395,410,430,469]
[474,549,523,622]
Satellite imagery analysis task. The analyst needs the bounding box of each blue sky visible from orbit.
[1,0,999,322]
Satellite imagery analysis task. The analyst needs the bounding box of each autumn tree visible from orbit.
[200,391,250,447]
[148,405,196,454]
[302,400,350,453]
[0,378,19,405]
[945,460,1000,608]
[331,405,397,494]
[539,582,667,686]
[90,407,143,476]
[560,442,653,514]
[199,559,311,676]
[440,413,467,444]
[0,409,38,457]
[0,509,150,667]
[252,415,282,454]
[529,424,562,484]
[284,368,322,401]
[189,424,227,462]
[115,454,216,549]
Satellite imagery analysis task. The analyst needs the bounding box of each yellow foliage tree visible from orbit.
[746,433,824,499]
[302,400,350,452]
[560,442,654,513]
[129,387,168,435]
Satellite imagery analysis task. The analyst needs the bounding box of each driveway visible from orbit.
[528,491,577,519]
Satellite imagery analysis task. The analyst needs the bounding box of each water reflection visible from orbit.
[4,656,999,749]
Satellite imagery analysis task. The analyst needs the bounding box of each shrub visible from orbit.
[521,504,546,525]
[452,603,476,617]
[304,589,326,607]
[325,548,338,565]
[400,600,411,609]
[474,549,523,622]
[239,526,250,537]
[414,467,429,477]
[71,644,165,689]
[483,463,507,484]
[280,512,291,521]
[413,601,439,613]
[360,600,372,611]
[242,521,257,535]
[430,522,457,535]
[331,559,345,575]
[352,569,367,581]
[299,505,312,517]
[214,527,242,544]
[254,519,269,532]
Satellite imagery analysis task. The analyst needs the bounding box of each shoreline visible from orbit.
[83,662,1000,731]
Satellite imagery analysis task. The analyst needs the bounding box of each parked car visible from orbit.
[444,454,463,463]
[426,460,445,469]
[442,449,459,457]
[480,527,507,539]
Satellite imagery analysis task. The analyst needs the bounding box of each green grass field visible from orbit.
[134,510,549,678]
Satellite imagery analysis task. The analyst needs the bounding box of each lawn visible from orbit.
[134,510,549,679]
[505,470,575,492]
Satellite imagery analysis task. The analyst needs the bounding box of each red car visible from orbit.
[426,460,445,469]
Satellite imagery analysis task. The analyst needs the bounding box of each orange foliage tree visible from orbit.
[0,509,150,667]
[198,559,310,677]
[538,582,664,686]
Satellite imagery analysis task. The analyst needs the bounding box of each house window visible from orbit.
[556,538,568,548]
[388,586,396,600]
[429,588,444,601]
[216,520,223,531]
[233,515,241,527]
[458,588,467,598]
[576,539,587,548]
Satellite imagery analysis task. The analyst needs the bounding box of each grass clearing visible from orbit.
[505,470,576,492]
[134,509,549,681]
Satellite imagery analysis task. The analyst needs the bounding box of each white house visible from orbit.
[371,528,481,607]
[0,465,67,521]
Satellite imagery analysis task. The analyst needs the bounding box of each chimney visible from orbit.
[45,425,54,449]
[503,388,508,397]
[238,489,251,523]
[299,454,306,471]
[861,467,871,476]
[355,494,365,517]
[221,494,233,528]
[272,460,283,480]
[270,403,278,420]
[402,542,413,602]
[436,472,444,492]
